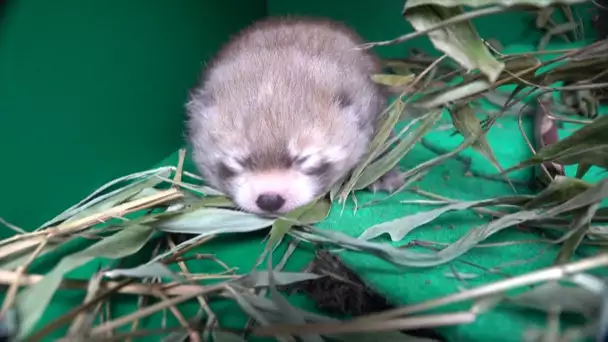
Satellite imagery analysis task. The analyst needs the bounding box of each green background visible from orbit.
[0,1,604,341]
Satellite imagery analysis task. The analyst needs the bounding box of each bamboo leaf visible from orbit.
[331,332,440,341]
[524,176,592,209]
[358,196,530,242]
[371,74,415,87]
[449,104,512,189]
[153,207,275,234]
[214,332,248,342]
[503,116,608,174]
[60,172,170,226]
[39,167,172,229]
[403,0,589,7]
[339,99,406,199]
[554,203,599,265]
[416,80,491,108]
[265,252,324,342]
[507,282,599,317]
[67,272,105,338]
[103,262,185,282]
[312,179,608,267]
[268,198,328,248]
[15,224,155,339]
[353,109,443,190]
[244,271,324,287]
[402,2,505,82]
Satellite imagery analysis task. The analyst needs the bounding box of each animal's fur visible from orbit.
[186,16,404,214]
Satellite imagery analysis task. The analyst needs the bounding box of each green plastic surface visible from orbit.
[1,1,605,341]
[0,0,266,234]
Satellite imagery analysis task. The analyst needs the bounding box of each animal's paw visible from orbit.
[367,169,406,194]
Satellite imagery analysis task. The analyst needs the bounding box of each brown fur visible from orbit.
[185,16,399,212]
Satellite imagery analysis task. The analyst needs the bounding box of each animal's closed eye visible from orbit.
[217,162,238,179]
[303,161,331,176]
[293,156,309,166]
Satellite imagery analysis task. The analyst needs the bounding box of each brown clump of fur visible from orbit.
[185,16,401,213]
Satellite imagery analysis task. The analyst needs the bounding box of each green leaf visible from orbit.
[62,175,168,226]
[265,251,324,342]
[103,262,185,282]
[353,109,443,190]
[339,99,406,200]
[311,179,608,268]
[15,224,155,339]
[371,74,415,87]
[268,198,327,248]
[403,0,589,7]
[402,2,505,82]
[298,198,331,225]
[449,104,512,190]
[503,116,608,174]
[331,332,440,342]
[153,207,275,234]
[358,195,530,242]
[244,271,324,287]
[38,167,172,229]
[524,176,592,210]
[554,203,599,265]
[416,80,492,108]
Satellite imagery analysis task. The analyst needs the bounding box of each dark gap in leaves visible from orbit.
[277,248,447,342]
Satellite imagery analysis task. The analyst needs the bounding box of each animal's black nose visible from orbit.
[256,193,285,212]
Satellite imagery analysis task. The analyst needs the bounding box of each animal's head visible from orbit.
[185,85,378,214]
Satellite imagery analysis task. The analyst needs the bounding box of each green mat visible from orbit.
[18,41,606,341]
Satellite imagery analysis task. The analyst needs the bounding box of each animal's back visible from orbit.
[213,17,381,76]
[198,17,386,143]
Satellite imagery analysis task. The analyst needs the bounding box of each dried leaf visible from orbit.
[15,224,155,339]
[416,55,540,109]
[331,332,440,341]
[67,272,105,338]
[402,2,505,82]
[507,282,599,317]
[39,167,172,229]
[538,22,578,51]
[213,332,248,342]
